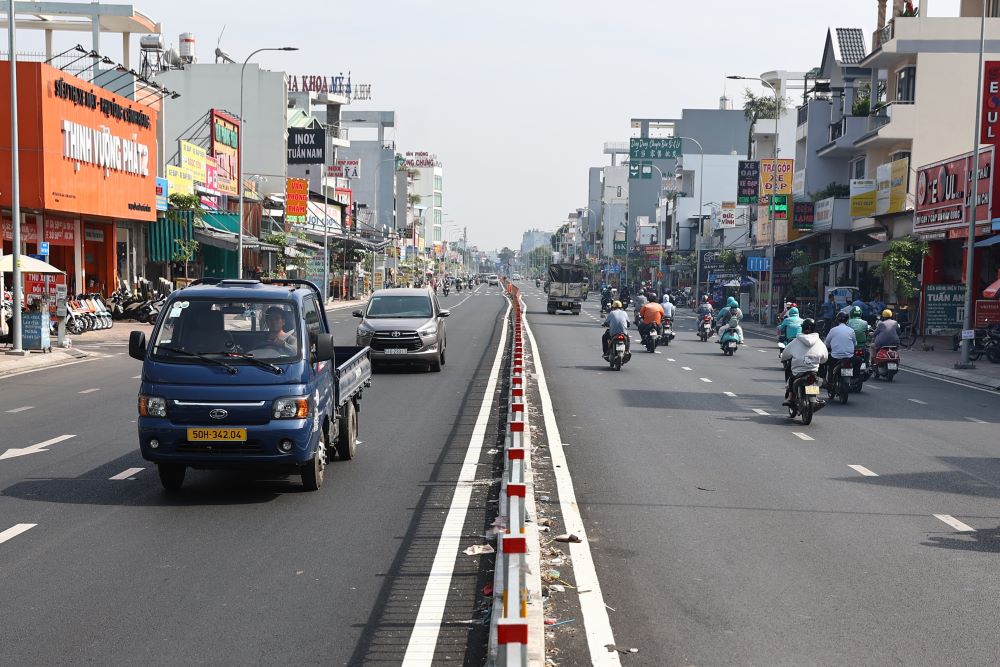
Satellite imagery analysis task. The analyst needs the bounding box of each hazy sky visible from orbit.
[14,0,954,249]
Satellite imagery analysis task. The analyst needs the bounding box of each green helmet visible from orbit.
[727,296,738,308]
[851,306,863,319]
[787,307,799,317]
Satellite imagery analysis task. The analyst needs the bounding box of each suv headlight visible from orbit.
[417,322,437,337]
[357,323,375,337]
[138,395,167,418]
[273,397,311,419]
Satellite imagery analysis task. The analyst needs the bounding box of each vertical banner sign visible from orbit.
[155,177,169,211]
[980,61,1000,147]
[210,109,240,197]
[737,160,760,205]
[285,178,309,223]
[758,158,794,204]
[792,201,815,230]
[850,179,877,217]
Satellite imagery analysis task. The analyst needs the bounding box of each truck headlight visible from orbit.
[273,397,310,419]
[138,395,167,418]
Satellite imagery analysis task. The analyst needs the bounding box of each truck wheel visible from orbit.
[547,309,556,315]
[158,463,186,492]
[336,401,358,461]
[301,440,326,491]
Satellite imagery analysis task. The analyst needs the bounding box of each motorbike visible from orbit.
[456,281,463,293]
[826,357,854,404]
[607,332,631,371]
[442,284,450,297]
[659,318,674,347]
[719,326,741,356]
[846,347,871,393]
[639,323,660,353]
[785,360,825,425]
[872,345,900,381]
[535,278,541,288]
[698,314,713,342]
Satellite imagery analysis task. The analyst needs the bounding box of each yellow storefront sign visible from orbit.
[166,164,194,196]
[179,140,207,183]
[850,178,876,218]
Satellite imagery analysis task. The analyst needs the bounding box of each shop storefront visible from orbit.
[0,62,157,298]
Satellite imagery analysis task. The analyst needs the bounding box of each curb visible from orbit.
[0,348,95,378]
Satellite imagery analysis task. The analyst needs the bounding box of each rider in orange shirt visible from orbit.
[638,296,664,341]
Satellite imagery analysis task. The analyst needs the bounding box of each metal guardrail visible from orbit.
[490,280,537,666]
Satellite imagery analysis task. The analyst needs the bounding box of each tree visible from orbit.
[787,249,815,300]
[172,239,200,279]
[878,238,928,302]
[809,182,851,201]
[498,247,515,271]
[675,252,697,278]
[550,223,570,251]
[718,249,742,273]
[742,88,790,158]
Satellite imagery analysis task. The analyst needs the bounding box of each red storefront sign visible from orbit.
[914,147,994,232]
[1,216,40,243]
[980,61,1000,146]
[975,299,1000,327]
[43,216,76,246]
[23,272,64,297]
[947,223,993,239]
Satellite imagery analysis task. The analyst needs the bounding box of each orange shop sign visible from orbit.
[286,178,309,220]
[0,62,158,221]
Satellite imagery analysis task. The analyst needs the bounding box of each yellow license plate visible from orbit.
[804,385,820,395]
[187,428,247,442]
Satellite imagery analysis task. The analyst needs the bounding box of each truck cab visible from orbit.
[129,279,371,492]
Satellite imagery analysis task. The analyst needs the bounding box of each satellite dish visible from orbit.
[215,47,236,64]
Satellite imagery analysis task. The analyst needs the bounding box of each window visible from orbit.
[850,157,866,180]
[433,175,442,191]
[895,66,916,103]
[303,296,323,336]
[434,192,442,207]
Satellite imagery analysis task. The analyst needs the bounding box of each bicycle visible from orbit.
[898,321,918,349]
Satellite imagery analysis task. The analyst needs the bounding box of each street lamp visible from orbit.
[675,137,706,303]
[728,74,780,324]
[237,46,298,279]
[6,0,25,355]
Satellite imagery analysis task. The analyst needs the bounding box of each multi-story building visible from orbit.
[339,111,398,235]
[404,151,443,249]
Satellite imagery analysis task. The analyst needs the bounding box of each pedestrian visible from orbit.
[819,293,836,332]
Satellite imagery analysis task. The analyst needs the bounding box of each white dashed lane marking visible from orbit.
[5,406,33,413]
[681,366,692,371]
[667,358,676,362]
[908,398,928,405]
[723,392,736,397]
[109,467,146,481]
[752,408,769,416]
[78,388,101,394]
[700,378,712,383]
[792,432,814,441]
[965,417,987,424]
[848,464,879,477]
[934,514,975,532]
[131,375,142,380]
[0,524,36,545]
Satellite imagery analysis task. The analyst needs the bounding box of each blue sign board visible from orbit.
[155,177,169,212]
[39,241,50,255]
[608,264,621,274]
[746,256,771,272]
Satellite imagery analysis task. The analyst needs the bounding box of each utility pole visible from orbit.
[7,0,25,356]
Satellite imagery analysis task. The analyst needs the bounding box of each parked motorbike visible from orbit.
[698,314,713,342]
[872,345,901,381]
[607,332,631,371]
[785,361,825,425]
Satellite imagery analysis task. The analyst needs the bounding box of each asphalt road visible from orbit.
[523,286,1000,666]
[0,285,509,666]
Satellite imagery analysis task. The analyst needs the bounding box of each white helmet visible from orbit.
[661,294,670,304]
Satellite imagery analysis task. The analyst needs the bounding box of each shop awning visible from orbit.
[985,277,1000,299]
[0,254,63,274]
[809,253,854,267]
[195,214,280,253]
[855,240,892,262]
[203,213,241,234]
[973,234,1000,248]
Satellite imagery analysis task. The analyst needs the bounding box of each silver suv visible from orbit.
[354,288,449,372]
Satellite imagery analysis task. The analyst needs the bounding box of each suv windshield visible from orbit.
[365,295,433,318]
[150,299,301,363]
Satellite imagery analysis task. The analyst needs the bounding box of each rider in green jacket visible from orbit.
[847,306,870,347]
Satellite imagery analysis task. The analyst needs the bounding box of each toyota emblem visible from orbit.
[209,409,228,420]
[391,331,401,337]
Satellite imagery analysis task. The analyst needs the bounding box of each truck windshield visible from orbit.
[150,299,301,363]
[365,295,433,318]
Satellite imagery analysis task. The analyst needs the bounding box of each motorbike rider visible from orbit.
[777,306,804,343]
[847,306,870,348]
[715,296,743,336]
[718,315,744,344]
[601,285,614,311]
[632,290,648,321]
[602,300,631,359]
[660,294,676,321]
[823,311,857,384]
[619,285,631,307]
[696,295,713,318]
[638,297,664,342]
[871,309,901,354]
[780,318,829,407]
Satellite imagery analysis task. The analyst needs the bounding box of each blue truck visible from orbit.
[128,279,371,492]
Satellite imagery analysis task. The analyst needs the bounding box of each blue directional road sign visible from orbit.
[746,256,771,272]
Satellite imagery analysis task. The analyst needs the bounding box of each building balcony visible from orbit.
[853,100,917,149]
[817,115,870,156]
[328,123,350,148]
[796,104,809,127]
[865,16,1000,68]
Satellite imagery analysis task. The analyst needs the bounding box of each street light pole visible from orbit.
[958,0,987,369]
[237,46,297,280]
[672,137,706,303]
[6,0,25,355]
[729,74,780,324]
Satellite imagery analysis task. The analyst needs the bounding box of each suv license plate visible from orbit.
[188,428,247,442]
[887,363,898,370]
[804,385,820,395]
[841,368,853,377]
[384,348,408,355]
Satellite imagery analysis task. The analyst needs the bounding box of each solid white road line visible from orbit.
[908,398,928,405]
[792,432,814,441]
[681,366,692,371]
[0,523,36,545]
[5,406,34,413]
[401,299,511,666]
[109,467,146,481]
[522,304,621,666]
[965,417,988,424]
[752,408,769,416]
[934,514,975,532]
[848,464,879,477]
[700,378,713,383]
[900,366,1000,395]
[78,388,101,394]
[723,391,737,397]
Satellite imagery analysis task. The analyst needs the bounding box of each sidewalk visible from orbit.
[740,318,1000,391]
